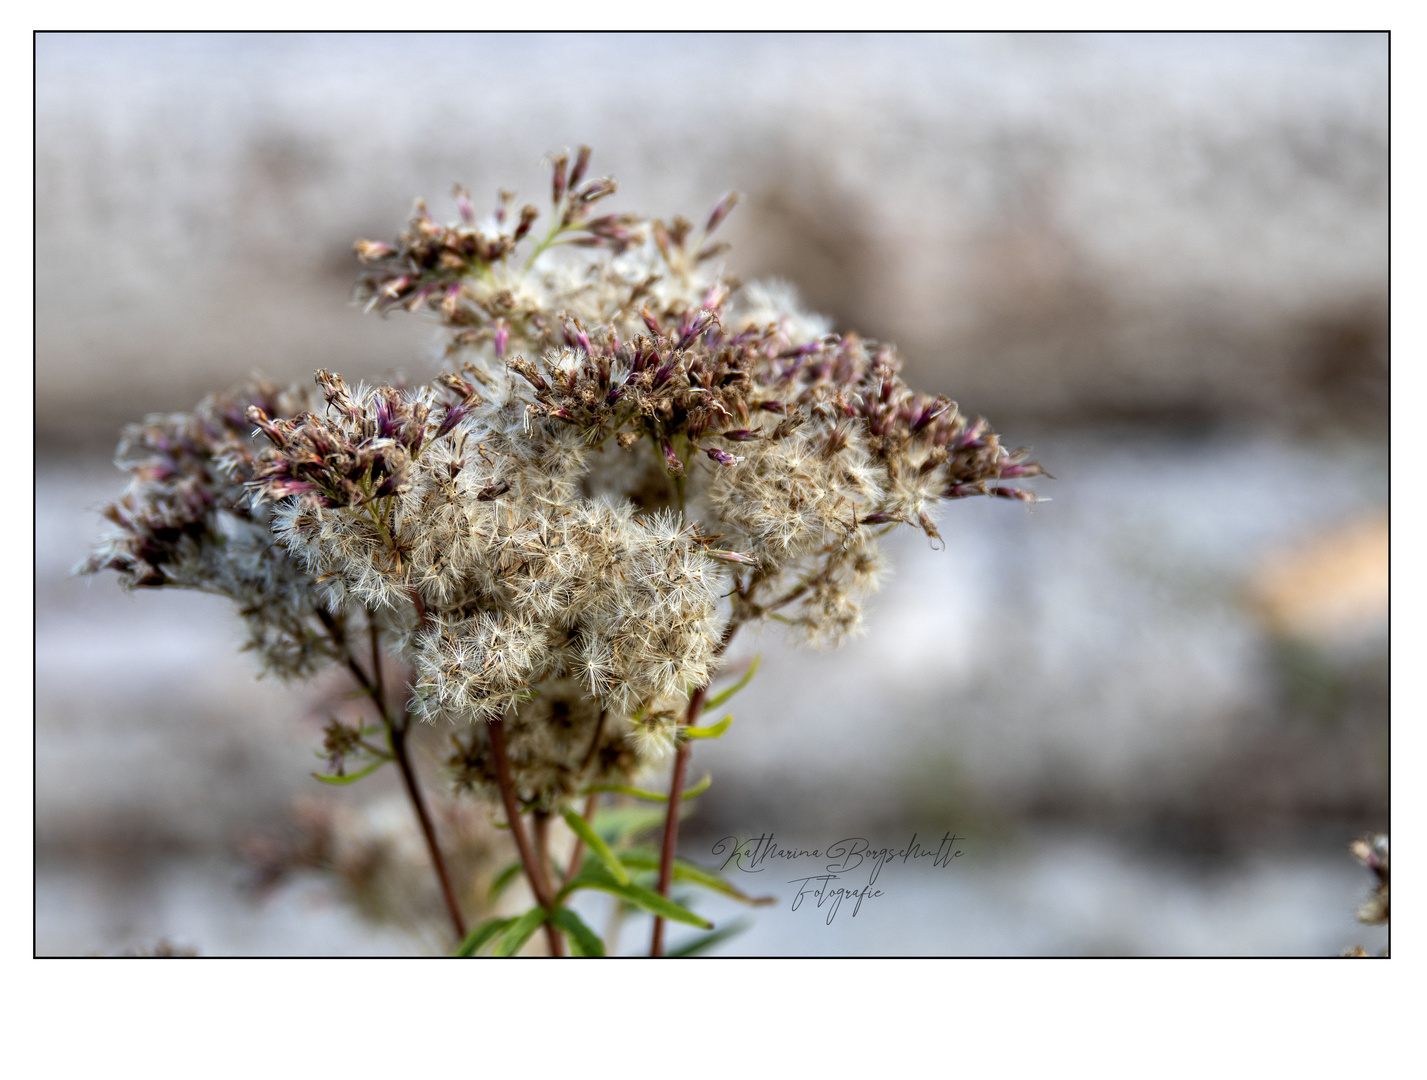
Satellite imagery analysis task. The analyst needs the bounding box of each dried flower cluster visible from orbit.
[84,147,1041,814]
[79,380,347,676]
[1351,832,1390,924]
[1341,832,1388,957]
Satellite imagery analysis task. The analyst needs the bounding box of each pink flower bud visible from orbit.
[704,191,739,235]
[663,441,684,476]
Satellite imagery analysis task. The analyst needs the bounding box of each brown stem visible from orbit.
[389,723,468,941]
[579,708,607,774]
[648,622,743,957]
[316,607,467,942]
[650,685,705,958]
[765,580,810,613]
[409,586,431,633]
[560,792,600,889]
[315,605,347,651]
[368,611,387,710]
[486,717,566,957]
[533,810,554,886]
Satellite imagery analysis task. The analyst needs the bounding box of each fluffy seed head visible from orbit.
[83,148,1042,807]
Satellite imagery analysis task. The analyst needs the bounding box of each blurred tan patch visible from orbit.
[1248,515,1389,644]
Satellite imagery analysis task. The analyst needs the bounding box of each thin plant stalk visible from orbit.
[649,617,743,957]
[487,716,566,957]
[316,607,467,941]
[533,810,554,886]
[649,684,706,957]
[387,722,468,941]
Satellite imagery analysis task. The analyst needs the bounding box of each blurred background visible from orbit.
[36,31,1388,956]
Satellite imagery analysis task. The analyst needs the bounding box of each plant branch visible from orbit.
[533,810,554,888]
[649,683,705,958]
[486,717,566,957]
[368,610,386,710]
[579,708,607,774]
[388,721,468,941]
[316,607,467,942]
[649,621,743,957]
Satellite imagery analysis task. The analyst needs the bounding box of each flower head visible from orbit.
[85,147,1043,802]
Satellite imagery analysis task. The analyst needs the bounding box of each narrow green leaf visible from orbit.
[583,782,663,801]
[487,861,523,901]
[452,917,514,958]
[310,758,387,785]
[618,849,776,906]
[493,907,549,957]
[589,804,677,844]
[562,807,629,886]
[550,907,607,957]
[683,714,732,740]
[671,859,774,905]
[616,849,663,874]
[666,917,753,958]
[558,868,712,929]
[582,773,711,803]
[703,655,760,713]
[680,773,713,799]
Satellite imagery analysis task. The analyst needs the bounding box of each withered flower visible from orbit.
[85,145,1042,808]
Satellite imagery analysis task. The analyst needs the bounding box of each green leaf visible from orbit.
[493,907,549,957]
[582,773,711,803]
[703,656,760,713]
[582,783,661,801]
[452,917,515,958]
[310,758,388,785]
[683,714,732,740]
[562,807,630,885]
[618,849,775,906]
[666,917,753,958]
[589,804,675,844]
[680,773,713,800]
[558,867,712,929]
[550,907,607,957]
[487,861,523,901]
